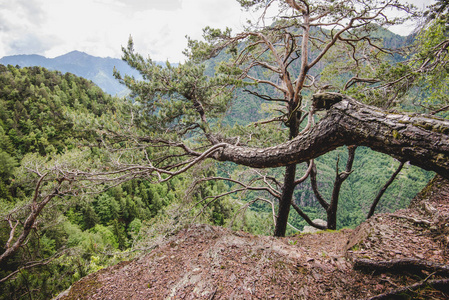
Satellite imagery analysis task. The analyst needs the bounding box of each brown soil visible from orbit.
[57,176,449,299]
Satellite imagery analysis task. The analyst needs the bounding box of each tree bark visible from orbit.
[213,93,449,179]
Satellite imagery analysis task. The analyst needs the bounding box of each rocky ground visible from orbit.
[57,176,449,299]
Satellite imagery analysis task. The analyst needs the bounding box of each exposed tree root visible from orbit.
[354,258,449,275]
[366,278,449,300]
[356,258,449,299]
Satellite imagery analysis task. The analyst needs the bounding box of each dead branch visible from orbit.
[310,162,329,210]
[431,104,449,115]
[291,202,327,230]
[229,198,277,230]
[389,214,433,226]
[294,160,313,186]
[0,177,63,264]
[187,176,281,199]
[0,249,67,283]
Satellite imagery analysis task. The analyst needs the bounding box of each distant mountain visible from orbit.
[0,51,143,96]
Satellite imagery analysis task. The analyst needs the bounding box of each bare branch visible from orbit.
[5,219,19,249]
[367,161,406,219]
[310,162,330,210]
[294,160,313,186]
[243,89,289,103]
[0,250,67,283]
[431,104,449,115]
[291,202,327,230]
[188,176,281,199]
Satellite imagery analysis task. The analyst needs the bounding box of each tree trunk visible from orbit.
[327,146,356,229]
[274,164,296,237]
[274,102,300,237]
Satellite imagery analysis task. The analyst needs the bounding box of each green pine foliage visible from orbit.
[0,65,117,156]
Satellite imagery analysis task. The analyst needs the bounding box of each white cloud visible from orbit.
[387,0,435,36]
[0,0,435,62]
[113,0,183,12]
[0,0,53,55]
[120,0,248,62]
[0,0,248,62]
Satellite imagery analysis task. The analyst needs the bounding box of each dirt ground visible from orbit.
[57,176,449,299]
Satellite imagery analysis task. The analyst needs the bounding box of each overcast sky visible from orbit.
[0,0,432,63]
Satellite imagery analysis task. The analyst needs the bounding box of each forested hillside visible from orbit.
[0,51,142,96]
[0,65,235,299]
[0,65,131,298]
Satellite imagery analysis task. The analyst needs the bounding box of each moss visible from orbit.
[431,124,449,135]
[392,130,400,139]
[434,153,447,163]
[350,244,361,251]
[63,275,102,299]
[413,122,434,131]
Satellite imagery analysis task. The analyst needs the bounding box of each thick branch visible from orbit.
[212,94,449,179]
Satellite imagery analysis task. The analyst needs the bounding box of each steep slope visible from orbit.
[57,176,449,299]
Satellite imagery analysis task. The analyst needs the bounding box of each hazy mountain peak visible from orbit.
[56,50,91,59]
